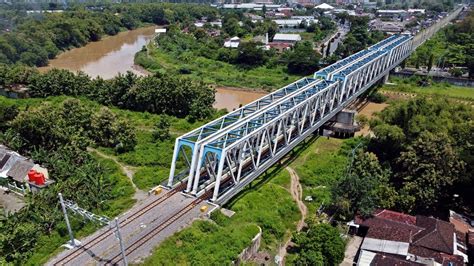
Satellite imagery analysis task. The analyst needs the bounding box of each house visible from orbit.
[0,145,53,195]
[291,15,317,24]
[265,42,293,53]
[271,19,306,28]
[376,9,408,21]
[224,36,240,48]
[272,33,302,44]
[370,20,404,33]
[349,209,469,265]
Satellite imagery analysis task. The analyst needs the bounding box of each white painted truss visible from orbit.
[168,6,464,204]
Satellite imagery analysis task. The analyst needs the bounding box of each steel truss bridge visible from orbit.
[168,7,463,205]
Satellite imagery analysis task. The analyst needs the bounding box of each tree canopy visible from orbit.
[0,3,219,67]
[292,221,345,265]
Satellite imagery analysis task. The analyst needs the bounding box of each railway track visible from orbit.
[54,182,187,265]
[107,189,213,265]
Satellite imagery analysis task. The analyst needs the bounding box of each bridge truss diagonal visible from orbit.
[167,6,464,205]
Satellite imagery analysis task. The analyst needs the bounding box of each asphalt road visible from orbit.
[48,188,210,265]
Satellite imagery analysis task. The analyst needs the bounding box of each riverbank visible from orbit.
[38,26,158,79]
[135,47,301,90]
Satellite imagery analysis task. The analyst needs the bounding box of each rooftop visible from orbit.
[273,33,302,42]
[355,209,468,265]
[315,3,334,10]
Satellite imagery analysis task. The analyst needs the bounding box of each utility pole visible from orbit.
[114,218,128,266]
[58,193,76,248]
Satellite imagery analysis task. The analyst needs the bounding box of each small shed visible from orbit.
[224,36,240,48]
[272,33,301,44]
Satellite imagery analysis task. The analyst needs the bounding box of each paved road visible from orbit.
[319,24,350,58]
[48,188,209,265]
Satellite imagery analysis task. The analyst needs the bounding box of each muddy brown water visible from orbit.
[39,26,267,110]
[214,87,267,111]
[39,26,157,79]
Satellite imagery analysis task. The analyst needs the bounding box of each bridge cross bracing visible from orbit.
[168,34,413,203]
[168,6,464,205]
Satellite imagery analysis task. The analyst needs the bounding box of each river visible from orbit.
[39,26,266,110]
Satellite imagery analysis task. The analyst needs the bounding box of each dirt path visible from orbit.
[87,147,147,201]
[277,167,308,264]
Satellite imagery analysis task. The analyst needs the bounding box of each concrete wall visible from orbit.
[233,226,262,265]
[330,109,356,125]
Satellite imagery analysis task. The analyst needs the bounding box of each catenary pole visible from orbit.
[58,193,75,247]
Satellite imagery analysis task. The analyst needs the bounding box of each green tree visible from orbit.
[29,69,90,97]
[153,115,171,141]
[396,132,464,212]
[293,222,345,266]
[285,41,320,75]
[91,107,136,153]
[223,17,241,37]
[333,151,395,218]
[235,42,267,68]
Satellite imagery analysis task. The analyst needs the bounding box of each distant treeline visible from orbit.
[0,3,218,66]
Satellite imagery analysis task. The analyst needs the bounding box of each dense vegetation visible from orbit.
[0,97,137,264]
[137,11,336,89]
[0,3,218,66]
[333,16,385,59]
[408,10,474,77]
[0,66,215,120]
[333,97,474,218]
[292,220,345,265]
[0,63,215,264]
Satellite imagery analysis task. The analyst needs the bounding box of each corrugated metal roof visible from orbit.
[361,238,410,256]
[273,33,301,42]
[7,160,34,182]
[357,249,377,265]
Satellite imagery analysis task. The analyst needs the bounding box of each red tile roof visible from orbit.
[357,209,467,266]
[371,254,423,266]
[408,246,464,265]
[412,215,454,254]
[363,217,422,242]
[373,209,417,225]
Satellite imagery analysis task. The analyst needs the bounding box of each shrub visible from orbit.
[368,91,388,103]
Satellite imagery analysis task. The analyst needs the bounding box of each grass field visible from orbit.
[135,47,302,90]
[382,77,474,101]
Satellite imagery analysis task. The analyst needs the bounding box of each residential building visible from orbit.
[265,42,292,53]
[224,36,240,48]
[271,19,306,28]
[376,9,408,20]
[349,209,469,265]
[370,19,404,33]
